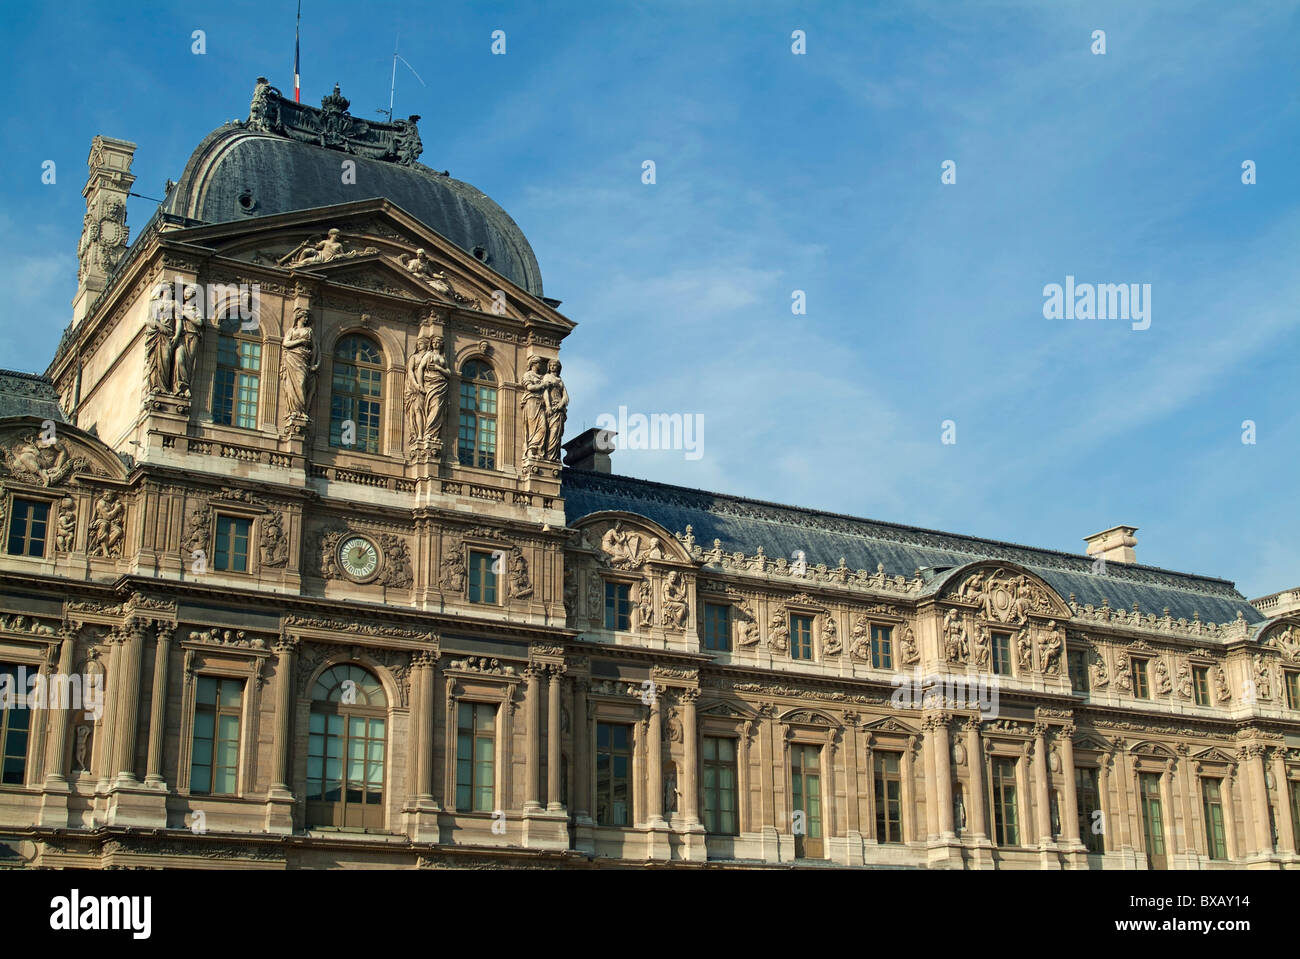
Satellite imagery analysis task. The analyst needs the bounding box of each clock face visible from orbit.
[339,536,379,581]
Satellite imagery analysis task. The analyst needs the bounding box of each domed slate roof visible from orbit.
[163,80,543,296]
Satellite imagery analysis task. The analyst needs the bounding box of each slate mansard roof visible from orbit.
[0,370,65,422]
[561,468,1264,627]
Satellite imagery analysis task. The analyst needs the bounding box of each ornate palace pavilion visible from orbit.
[0,79,1297,869]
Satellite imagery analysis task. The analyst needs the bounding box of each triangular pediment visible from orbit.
[159,199,573,332]
[1192,746,1236,766]
[699,699,760,720]
[860,716,919,736]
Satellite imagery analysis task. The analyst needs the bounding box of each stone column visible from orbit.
[1245,744,1273,856]
[523,666,543,811]
[862,734,877,843]
[1221,770,1240,861]
[681,690,700,826]
[268,637,297,793]
[901,736,917,842]
[1058,725,1081,845]
[1111,742,1132,852]
[97,631,122,788]
[413,653,436,802]
[1159,762,1178,855]
[572,678,590,821]
[546,666,565,812]
[739,721,754,834]
[965,721,987,840]
[928,715,955,839]
[1032,725,1053,846]
[144,623,173,786]
[1096,755,1112,853]
[113,619,146,784]
[844,719,860,839]
[1271,749,1296,855]
[42,631,77,786]
[923,725,939,841]
[646,693,665,825]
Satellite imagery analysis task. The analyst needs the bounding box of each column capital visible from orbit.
[411,649,439,668]
[922,711,953,731]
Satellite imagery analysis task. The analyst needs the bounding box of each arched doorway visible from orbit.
[307,664,387,829]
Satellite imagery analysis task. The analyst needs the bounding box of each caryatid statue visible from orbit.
[403,319,450,453]
[280,307,320,435]
[145,283,176,394]
[542,358,569,461]
[171,282,204,397]
[519,354,549,460]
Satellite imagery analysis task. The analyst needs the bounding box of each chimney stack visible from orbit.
[563,428,617,473]
[72,135,137,327]
[1084,525,1138,565]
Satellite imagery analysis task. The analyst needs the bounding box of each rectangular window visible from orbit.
[1193,666,1211,707]
[212,335,261,429]
[1140,772,1166,865]
[991,632,1013,676]
[6,498,50,558]
[790,614,814,661]
[1202,779,1227,860]
[1285,671,1300,711]
[1075,766,1104,853]
[701,736,738,835]
[1132,659,1150,699]
[703,603,731,652]
[992,758,1020,846]
[467,550,498,604]
[212,515,251,572]
[457,380,498,470]
[190,675,243,796]
[1068,650,1090,692]
[595,722,633,826]
[874,751,903,843]
[456,702,496,812]
[604,582,631,631]
[0,664,32,785]
[870,625,893,670]
[329,364,383,453]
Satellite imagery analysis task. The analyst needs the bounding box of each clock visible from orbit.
[339,536,379,582]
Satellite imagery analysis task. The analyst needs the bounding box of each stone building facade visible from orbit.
[0,79,1297,869]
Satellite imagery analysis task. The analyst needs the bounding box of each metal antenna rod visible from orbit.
[380,35,426,122]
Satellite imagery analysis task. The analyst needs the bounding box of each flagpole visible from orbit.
[294,0,302,103]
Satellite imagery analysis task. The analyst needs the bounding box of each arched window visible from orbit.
[457,359,497,469]
[307,664,387,829]
[212,316,261,429]
[330,335,384,453]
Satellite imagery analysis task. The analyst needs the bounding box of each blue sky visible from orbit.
[1,0,1296,599]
